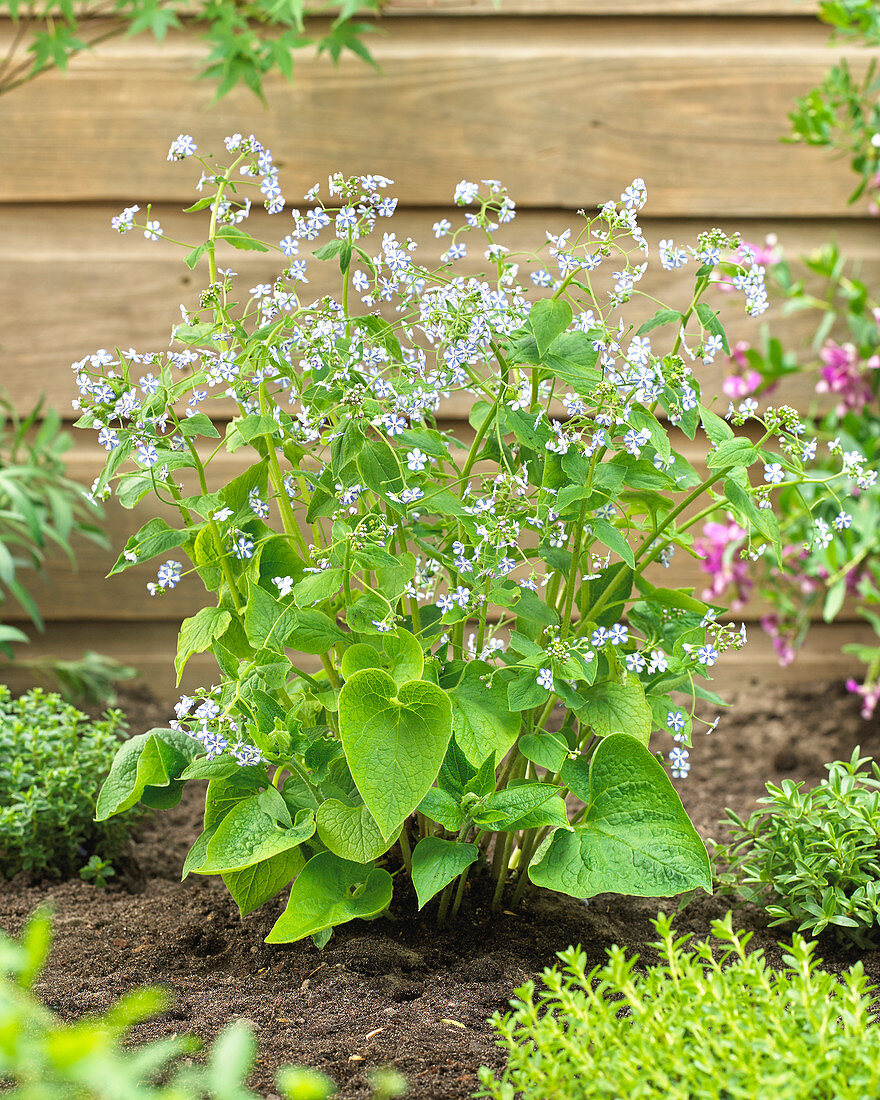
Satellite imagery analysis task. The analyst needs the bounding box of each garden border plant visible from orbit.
[477,910,880,1100]
[82,134,859,945]
[0,685,131,880]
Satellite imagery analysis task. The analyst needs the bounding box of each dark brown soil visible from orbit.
[3,680,880,1098]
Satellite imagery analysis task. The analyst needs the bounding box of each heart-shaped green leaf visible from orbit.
[316,799,399,863]
[530,298,572,357]
[222,847,305,918]
[528,734,710,899]
[576,679,652,744]
[176,606,232,683]
[338,668,453,839]
[340,629,423,686]
[95,729,200,821]
[450,660,519,767]
[411,838,478,910]
[197,798,315,874]
[265,852,393,943]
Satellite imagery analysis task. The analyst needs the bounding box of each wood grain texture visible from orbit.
[0,618,868,701]
[384,0,800,13]
[0,19,873,214]
[1,206,875,417]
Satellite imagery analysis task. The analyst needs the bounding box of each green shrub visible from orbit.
[0,685,130,879]
[0,909,404,1099]
[477,912,880,1100]
[714,747,880,947]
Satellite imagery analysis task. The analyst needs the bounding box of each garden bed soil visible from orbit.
[3,680,880,1098]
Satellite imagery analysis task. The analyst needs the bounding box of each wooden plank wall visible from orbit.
[1,0,878,700]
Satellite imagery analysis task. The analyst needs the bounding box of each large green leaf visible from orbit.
[175,606,232,683]
[245,583,345,655]
[576,679,652,744]
[265,852,393,943]
[411,838,478,910]
[530,299,572,357]
[542,331,602,392]
[338,668,453,839]
[316,799,399,863]
[340,628,423,686]
[197,797,315,874]
[244,583,298,652]
[222,848,305,917]
[450,660,519,767]
[528,735,711,899]
[95,729,200,821]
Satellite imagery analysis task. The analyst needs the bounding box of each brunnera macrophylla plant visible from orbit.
[81,134,853,946]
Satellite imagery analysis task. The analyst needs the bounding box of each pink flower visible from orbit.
[728,341,751,369]
[760,614,797,667]
[815,340,874,415]
[737,237,780,267]
[722,370,762,399]
[846,677,880,720]
[694,518,752,611]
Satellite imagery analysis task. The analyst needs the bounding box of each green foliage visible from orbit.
[0,396,104,653]
[714,748,880,947]
[87,139,852,944]
[0,909,404,1098]
[0,395,134,706]
[79,853,116,887]
[477,911,880,1100]
[0,685,130,879]
[787,0,880,205]
[728,234,880,704]
[0,0,383,102]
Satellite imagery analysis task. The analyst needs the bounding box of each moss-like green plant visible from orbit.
[477,912,880,1100]
[0,685,130,879]
[715,748,880,948]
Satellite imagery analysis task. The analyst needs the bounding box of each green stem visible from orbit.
[398,824,412,875]
[491,831,515,911]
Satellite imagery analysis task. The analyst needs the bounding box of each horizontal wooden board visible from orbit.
[1,207,874,417]
[0,19,873,214]
[1,618,868,701]
[383,0,800,13]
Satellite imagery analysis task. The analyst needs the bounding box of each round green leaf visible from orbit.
[338,668,453,839]
[265,852,393,944]
[316,799,399,863]
[95,729,200,821]
[529,734,710,899]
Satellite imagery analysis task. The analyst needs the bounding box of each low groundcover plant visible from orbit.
[0,685,129,879]
[476,911,880,1100]
[80,134,857,943]
[715,747,880,948]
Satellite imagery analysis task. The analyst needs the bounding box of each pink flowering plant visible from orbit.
[707,237,880,715]
[84,135,852,945]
